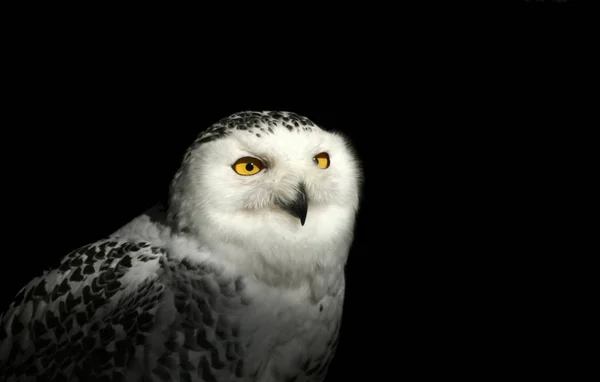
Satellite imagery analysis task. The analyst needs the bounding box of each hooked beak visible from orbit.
[276,183,308,226]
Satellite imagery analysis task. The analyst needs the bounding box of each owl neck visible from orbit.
[166,222,349,302]
[213,235,346,284]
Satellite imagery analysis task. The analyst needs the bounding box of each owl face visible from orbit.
[168,112,361,279]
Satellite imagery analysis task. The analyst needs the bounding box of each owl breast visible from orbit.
[241,275,345,382]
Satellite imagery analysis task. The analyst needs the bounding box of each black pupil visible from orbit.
[245,163,254,171]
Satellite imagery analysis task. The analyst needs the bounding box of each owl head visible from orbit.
[168,111,362,284]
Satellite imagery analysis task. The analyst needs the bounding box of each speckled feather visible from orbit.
[0,232,341,382]
[0,239,166,381]
[193,111,318,147]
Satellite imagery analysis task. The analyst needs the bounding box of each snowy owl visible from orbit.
[0,111,362,381]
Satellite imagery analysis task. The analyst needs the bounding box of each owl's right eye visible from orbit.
[232,157,265,176]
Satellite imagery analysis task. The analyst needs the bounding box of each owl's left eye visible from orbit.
[232,157,265,176]
[313,152,330,169]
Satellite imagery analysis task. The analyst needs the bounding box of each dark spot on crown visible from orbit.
[188,111,321,151]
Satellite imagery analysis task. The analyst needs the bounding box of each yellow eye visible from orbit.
[313,152,330,169]
[232,157,265,176]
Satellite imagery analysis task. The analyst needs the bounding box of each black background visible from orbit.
[1,3,590,380]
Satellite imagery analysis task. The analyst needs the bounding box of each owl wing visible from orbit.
[0,238,166,381]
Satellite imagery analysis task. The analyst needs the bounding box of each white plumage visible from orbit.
[0,111,362,381]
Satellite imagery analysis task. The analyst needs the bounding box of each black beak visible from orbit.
[277,183,308,226]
